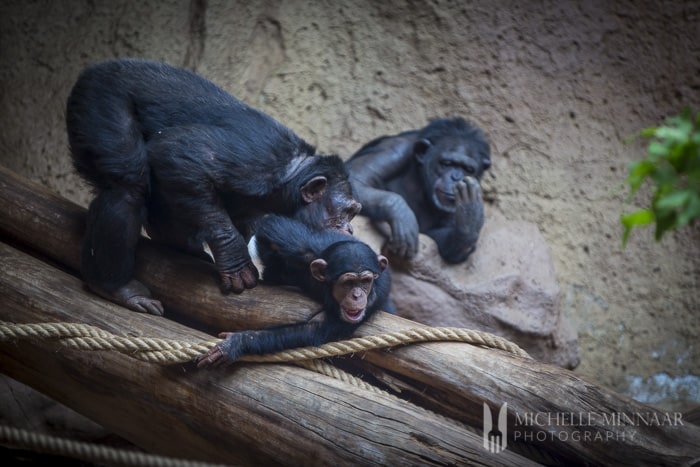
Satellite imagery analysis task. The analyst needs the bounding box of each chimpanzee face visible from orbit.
[331,271,377,323]
[310,248,389,324]
[297,176,362,235]
[322,179,362,235]
[416,137,490,213]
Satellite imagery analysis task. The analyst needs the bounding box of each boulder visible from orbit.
[354,211,580,369]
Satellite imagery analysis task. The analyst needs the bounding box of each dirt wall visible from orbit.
[1,0,698,411]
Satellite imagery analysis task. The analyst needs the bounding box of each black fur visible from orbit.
[346,117,491,263]
[66,58,357,313]
[197,215,393,365]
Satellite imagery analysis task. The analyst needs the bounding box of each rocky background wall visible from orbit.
[1,0,698,414]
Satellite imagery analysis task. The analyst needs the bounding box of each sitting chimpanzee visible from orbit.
[196,214,393,367]
[66,58,360,315]
[345,118,491,264]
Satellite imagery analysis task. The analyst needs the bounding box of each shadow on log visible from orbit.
[1,165,699,466]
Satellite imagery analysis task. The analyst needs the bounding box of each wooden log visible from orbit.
[1,165,699,465]
[0,241,535,466]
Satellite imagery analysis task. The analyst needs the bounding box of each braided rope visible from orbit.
[0,321,215,363]
[0,320,530,364]
[0,425,227,467]
[294,359,385,394]
[0,322,553,463]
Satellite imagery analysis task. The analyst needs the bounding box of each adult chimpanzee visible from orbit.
[196,214,392,367]
[66,58,360,315]
[345,117,491,264]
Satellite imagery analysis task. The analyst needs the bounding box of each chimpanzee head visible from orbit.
[288,155,362,235]
[413,118,491,213]
[309,241,388,324]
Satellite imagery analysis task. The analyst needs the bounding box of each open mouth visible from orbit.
[342,307,366,323]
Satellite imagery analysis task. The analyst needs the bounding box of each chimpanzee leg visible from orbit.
[82,187,164,315]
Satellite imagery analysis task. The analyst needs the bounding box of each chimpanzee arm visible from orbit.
[161,185,259,293]
[197,201,260,293]
[346,136,421,258]
[425,177,484,264]
[196,319,354,367]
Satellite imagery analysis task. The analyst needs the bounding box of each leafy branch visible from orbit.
[621,109,700,246]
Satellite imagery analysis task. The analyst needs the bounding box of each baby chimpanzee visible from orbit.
[197,215,393,367]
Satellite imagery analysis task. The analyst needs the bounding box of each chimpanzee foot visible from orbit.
[89,279,164,315]
[219,262,259,294]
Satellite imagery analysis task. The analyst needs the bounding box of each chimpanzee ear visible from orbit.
[310,259,328,282]
[301,176,328,203]
[414,139,431,164]
[377,255,389,273]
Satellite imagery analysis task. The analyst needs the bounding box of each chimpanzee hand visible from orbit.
[196,332,245,369]
[454,176,484,238]
[219,262,260,294]
[387,200,421,259]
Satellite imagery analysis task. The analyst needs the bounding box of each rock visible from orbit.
[354,211,580,369]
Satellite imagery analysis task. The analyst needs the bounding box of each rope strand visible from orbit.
[0,425,230,467]
[0,321,531,364]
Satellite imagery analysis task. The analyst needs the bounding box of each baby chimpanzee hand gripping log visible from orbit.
[196,215,393,367]
[66,58,360,315]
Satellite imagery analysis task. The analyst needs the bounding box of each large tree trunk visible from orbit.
[1,165,699,465]
[1,241,523,466]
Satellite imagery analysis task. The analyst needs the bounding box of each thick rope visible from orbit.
[0,425,230,467]
[294,359,385,394]
[0,321,531,364]
[0,322,553,464]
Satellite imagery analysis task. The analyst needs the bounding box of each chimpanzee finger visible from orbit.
[455,180,469,204]
[144,299,164,316]
[464,176,482,202]
[126,296,164,316]
[239,263,259,289]
[219,272,244,294]
[196,347,223,369]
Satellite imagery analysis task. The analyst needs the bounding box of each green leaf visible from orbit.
[655,126,689,143]
[654,210,676,241]
[621,209,655,228]
[649,163,678,187]
[677,194,700,227]
[655,190,691,210]
[648,140,669,157]
[640,127,658,139]
[627,160,655,193]
[621,209,655,247]
[621,109,700,245]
